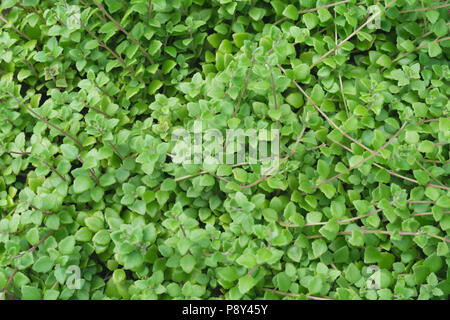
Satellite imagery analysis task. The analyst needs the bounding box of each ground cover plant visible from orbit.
[0,0,449,300]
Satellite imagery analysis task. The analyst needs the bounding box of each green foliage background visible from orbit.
[0,0,449,300]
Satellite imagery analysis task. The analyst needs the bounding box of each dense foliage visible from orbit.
[0,0,449,300]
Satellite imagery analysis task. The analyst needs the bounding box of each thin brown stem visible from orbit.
[399,3,450,13]
[79,0,107,24]
[209,172,231,184]
[4,150,30,155]
[179,223,192,255]
[77,155,100,185]
[29,204,55,216]
[306,143,325,152]
[334,10,349,118]
[263,288,334,300]
[174,171,205,182]
[391,36,450,66]
[148,0,153,19]
[221,56,256,156]
[415,160,445,187]
[411,210,450,217]
[327,136,450,191]
[95,127,124,162]
[306,229,450,243]
[22,59,39,79]
[274,0,350,25]
[26,106,83,147]
[92,0,162,80]
[309,0,398,69]
[374,163,450,191]
[69,11,143,82]
[240,127,306,190]
[280,200,437,228]
[42,160,67,181]
[0,14,31,41]
[312,122,407,190]
[413,22,450,44]
[85,104,112,119]
[232,58,255,118]
[279,65,374,153]
[6,93,83,148]
[0,268,18,300]
[269,70,280,156]
[15,230,57,259]
[419,117,450,123]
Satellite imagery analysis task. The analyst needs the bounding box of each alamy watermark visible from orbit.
[55,264,82,290]
[170,120,280,176]
[366,265,381,290]
[57,1,81,30]
[367,5,382,30]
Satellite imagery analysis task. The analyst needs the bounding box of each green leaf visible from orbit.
[282,5,298,21]
[93,230,111,246]
[262,208,278,222]
[149,40,162,55]
[436,196,450,208]
[317,9,332,23]
[276,273,291,291]
[1,0,18,9]
[293,63,309,81]
[58,236,75,255]
[32,256,53,273]
[161,178,176,191]
[124,251,144,270]
[217,267,238,282]
[349,230,364,247]
[418,141,434,153]
[331,201,346,218]
[376,54,391,68]
[256,248,272,264]
[99,173,116,187]
[249,7,266,21]
[46,215,60,230]
[180,255,196,273]
[310,84,324,104]
[26,227,40,246]
[364,246,382,264]
[317,159,330,178]
[217,164,232,176]
[33,51,48,62]
[425,10,440,24]
[22,286,42,300]
[85,40,98,50]
[303,13,319,29]
[236,253,257,269]
[319,219,339,241]
[345,263,361,284]
[333,246,349,263]
[428,42,442,57]
[60,144,79,160]
[308,276,323,294]
[232,168,248,183]
[319,184,336,199]
[73,175,93,194]
[432,19,448,37]
[405,131,419,144]
[199,174,215,187]
[238,275,256,294]
[312,239,327,259]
